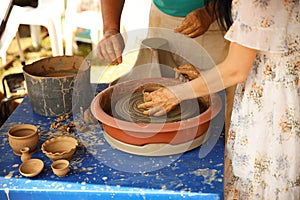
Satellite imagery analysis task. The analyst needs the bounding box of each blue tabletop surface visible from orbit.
[0,93,225,200]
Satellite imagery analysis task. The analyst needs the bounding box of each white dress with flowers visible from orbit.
[224,0,300,199]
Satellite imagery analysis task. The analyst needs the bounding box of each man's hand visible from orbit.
[97,30,125,65]
[174,7,212,38]
[175,64,200,81]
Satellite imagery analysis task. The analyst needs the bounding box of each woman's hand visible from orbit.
[174,7,212,38]
[138,87,180,116]
[97,30,125,65]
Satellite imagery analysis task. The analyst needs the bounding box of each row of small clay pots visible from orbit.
[7,123,78,178]
[19,147,70,178]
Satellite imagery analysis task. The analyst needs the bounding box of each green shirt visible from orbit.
[153,0,205,17]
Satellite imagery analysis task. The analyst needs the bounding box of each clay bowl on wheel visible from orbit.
[91,78,222,147]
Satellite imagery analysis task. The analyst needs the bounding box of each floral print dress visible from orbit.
[224,0,300,199]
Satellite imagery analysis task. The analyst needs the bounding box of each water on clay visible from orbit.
[111,90,208,124]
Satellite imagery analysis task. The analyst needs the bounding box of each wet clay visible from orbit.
[112,88,208,123]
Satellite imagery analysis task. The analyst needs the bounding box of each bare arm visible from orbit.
[101,0,125,34]
[175,42,258,100]
[98,0,125,65]
[139,42,258,116]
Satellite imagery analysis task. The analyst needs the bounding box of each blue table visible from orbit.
[0,94,225,200]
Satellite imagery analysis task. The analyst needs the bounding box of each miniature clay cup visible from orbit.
[51,159,70,177]
[19,158,44,177]
[41,136,78,161]
[20,147,32,162]
[8,124,39,156]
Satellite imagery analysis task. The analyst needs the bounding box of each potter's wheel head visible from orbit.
[112,84,207,124]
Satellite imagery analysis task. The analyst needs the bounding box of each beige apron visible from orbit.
[148,2,235,140]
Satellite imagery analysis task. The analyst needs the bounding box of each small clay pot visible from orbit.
[8,124,39,156]
[20,147,32,162]
[51,159,70,177]
[41,136,78,161]
[19,158,44,177]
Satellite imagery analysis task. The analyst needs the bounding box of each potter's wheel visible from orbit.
[104,131,209,156]
[112,90,207,124]
[108,91,210,156]
[91,78,222,157]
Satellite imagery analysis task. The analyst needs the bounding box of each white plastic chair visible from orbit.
[0,0,64,65]
[64,0,126,56]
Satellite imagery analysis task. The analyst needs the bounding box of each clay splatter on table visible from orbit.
[0,96,225,199]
